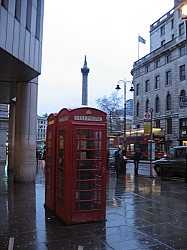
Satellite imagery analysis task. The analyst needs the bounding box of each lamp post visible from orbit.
[115,80,134,154]
[181,4,187,183]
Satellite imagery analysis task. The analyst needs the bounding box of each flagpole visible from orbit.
[138,34,139,60]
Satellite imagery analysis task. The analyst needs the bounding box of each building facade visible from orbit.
[37,114,47,147]
[132,0,187,151]
[0,0,44,181]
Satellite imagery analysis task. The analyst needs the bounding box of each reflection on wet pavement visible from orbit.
[0,161,187,249]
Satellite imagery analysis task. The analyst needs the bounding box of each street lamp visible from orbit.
[181,4,187,183]
[115,79,134,154]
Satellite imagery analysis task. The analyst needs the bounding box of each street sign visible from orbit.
[144,112,151,121]
[144,123,151,134]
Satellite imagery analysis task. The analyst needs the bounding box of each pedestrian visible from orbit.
[134,150,142,176]
[120,148,127,174]
[114,146,123,178]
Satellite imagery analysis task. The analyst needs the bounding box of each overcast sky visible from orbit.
[38,0,174,115]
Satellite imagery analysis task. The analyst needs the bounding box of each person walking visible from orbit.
[114,146,123,178]
[134,150,142,176]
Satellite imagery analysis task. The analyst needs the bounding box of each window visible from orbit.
[180,89,186,96]
[160,26,165,36]
[136,102,140,117]
[136,84,140,96]
[166,71,172,85]
[145,80,150,93]
[35,0,42,39]
[179,23,185,35]
[172,34,175,40]
[155,119,160,128]
[146,65,150,72]
[171,19,174,29]
[1,0,8,9]
[166,93,171,110]
[15,0,21,21]
[155,96,160,113]
[181,119,187,127]
[155,60,160,68]
[155,75,160,89]
[180,65,185,81]
[167,118,172,134]
[145,99,150,113]
[166,54,171,62]
[180,46,185,56]
[26,0,32,31]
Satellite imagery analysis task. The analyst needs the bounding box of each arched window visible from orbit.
[166,93,171,110]
[145,99,150,112]
[180,89,186,96]
[136,102,140,117]
[155,96,160,113]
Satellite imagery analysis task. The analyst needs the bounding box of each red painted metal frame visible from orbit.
[45,113,57,211]
[55,107,107,224]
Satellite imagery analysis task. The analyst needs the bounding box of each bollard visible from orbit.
[185,149,187,183]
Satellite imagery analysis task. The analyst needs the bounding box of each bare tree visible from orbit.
[96,92,122,133]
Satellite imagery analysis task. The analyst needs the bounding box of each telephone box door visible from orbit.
[71,125,106,223]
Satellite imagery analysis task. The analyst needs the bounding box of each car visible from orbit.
[153,146,187,177]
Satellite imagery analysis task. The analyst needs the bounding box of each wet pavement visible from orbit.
[0,161,187,249]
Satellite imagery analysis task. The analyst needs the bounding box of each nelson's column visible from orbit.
[81,56,90,105]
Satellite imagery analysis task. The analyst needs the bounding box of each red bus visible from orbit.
[108,127,166,160]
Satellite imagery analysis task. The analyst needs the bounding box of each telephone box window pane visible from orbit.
[48,132,52,139]
[59,178,64,187]
[48,140,51,147]
[59,130,66,138]
[58,197,64,207]
[45,164,50,172]
[80,202,92,210]
[59,168,64,178]
[46,156,51,163]
[80,171,92,180]
[47,148,51,155]
[59,139,64,148]
[46,172,50,181]
[46,189,50,197]
[80,181,92,190]
[79,160,92,169]
[59,159,64,168]
[59,149,64,158]
[76,171,80,180]
[95,150,102,158]
[99,131,102,138]
[95,131,98,139]
[80,191,91,200]
[59,188,64,197]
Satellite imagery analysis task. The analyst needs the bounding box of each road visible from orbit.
[109,160,157,177]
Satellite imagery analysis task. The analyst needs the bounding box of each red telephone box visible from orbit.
[45,113,57,211]
[55,107,107,224]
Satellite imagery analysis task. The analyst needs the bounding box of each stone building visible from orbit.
[131,0,187,151]
[37,114,47,147]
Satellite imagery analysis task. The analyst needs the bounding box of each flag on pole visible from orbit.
[138,35,146,44]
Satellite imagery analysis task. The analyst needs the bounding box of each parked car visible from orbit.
[153,146,187,176]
